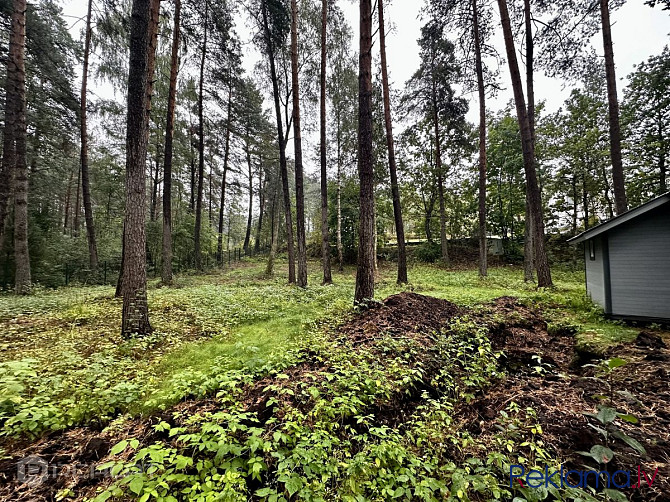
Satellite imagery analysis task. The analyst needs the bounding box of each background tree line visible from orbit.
[0,0,668,334]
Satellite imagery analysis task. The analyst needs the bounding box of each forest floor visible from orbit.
[0,259,668,501]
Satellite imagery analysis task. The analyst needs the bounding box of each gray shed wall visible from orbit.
[607,205,670,319]
[585,237,607,310]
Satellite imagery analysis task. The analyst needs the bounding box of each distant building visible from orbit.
[568,192,670,321]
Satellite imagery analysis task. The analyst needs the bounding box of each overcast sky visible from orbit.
[62,0,670,175]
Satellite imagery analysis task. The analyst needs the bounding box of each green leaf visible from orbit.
[590,445,615,464]
[611,430,646,455]
[285,475,303,497]
[606,358,627,370]
[617,413,639,424]
[594,406,618,425]
[603,489,628,502]
[109,440,128,456]
[128,477,144,495]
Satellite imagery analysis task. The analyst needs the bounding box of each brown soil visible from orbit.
[1,293,668,502]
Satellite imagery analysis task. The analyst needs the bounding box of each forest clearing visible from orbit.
[0,0,669,499]
[0,260,668,501]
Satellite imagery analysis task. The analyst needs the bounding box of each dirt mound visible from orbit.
[338,292,462,345]
[459,301,670,501]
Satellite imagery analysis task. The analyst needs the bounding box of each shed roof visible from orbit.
[568,192,670,244]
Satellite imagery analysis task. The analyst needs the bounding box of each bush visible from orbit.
[414,241,442,263]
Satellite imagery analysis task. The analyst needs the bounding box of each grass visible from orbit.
[0,258,637,439]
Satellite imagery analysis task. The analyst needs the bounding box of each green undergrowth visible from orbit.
[91,316,605,502]
[0,260,635,441]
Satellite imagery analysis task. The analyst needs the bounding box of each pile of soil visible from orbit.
[460,299,670,501]
[338,292,462,346]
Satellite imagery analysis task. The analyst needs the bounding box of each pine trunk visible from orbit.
[262,0,295,284]
[194,1,208,271]
[319,0,332,285]
[378,0,407,284]
[336,111,344,272]
[290,0,308,288]
[0,14,17,252]
[600,0,627,215]
[433,84,449,265]
[10,0,30,294]
[121,0,159,335]
[216,92,232,264]
[497,0,552,287]
[473,0,487,278]
[162,0,180,285]
[354,0,375,303]
[243,133,253,253]
[254,167,265,253]
[523,0,535,282]
[80,0,99,271]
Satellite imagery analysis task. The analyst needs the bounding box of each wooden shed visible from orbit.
[568,192,670,321]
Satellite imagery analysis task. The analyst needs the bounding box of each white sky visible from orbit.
[62,0,670,176]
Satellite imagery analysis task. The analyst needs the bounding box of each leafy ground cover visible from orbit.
[0,260,667,501]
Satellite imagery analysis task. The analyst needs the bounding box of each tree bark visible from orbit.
[80,0,99,271]
[10,0,30,294]
[336,103,344,272]
[243,129,253,253]
[121,0,159,335]
[262,0,295,284]
[319,0,332,285]
[497,0,552,287]
[265,175,280,277]
[162,0,180,285]
[432,79,449,265]
[73,165,81,236]
[355,0,375,302]
[216,88,232,264]
[378,0,407,284]
[600,0,627,215]
[473,0,487,278]
[194,0,208,271]
[290,0,308,288]
[0,9,18,253]
[523,0,535,282]
[254,165,265,253]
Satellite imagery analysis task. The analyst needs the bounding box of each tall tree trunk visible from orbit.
[80,0,99,271]
[121,0,159,335]
[600,0,627,215]
[432,82,449,265]
[150,146,159,221]
[1,25,17,252]
[319,0,332,285]
[217,85,232,264]
[497,0,552,287]
[194,1,208,271]
[265,175,280,277]
[378,0,407,284]
[243,132,253,253]
[162,0,180,285]
[355,0,375,302]
[10,0,30,294]
[254,165,265,253]
[73,166,81,237]
[473,0,487,278]
[290,0,308,288]
[523,0,535,282]
[336,110,344,272]
[63,168,73,235]
[262,0,295,284]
